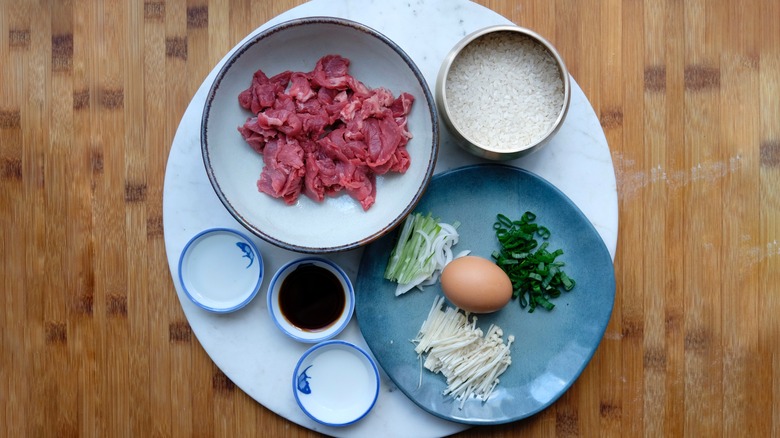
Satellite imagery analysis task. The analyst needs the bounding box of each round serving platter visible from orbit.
[162,0,618,436]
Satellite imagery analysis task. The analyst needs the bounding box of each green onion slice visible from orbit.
[492,211,576,312]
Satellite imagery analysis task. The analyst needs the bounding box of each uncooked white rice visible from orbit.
[445,32,565,151]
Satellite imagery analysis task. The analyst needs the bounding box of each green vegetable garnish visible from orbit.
[384,212,462,296]
[492,212,575,312]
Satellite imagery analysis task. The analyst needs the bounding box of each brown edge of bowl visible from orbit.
[435,25,571,161]
[201,16,440,254]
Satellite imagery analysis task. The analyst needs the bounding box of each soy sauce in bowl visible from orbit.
[267,257,355,343]
[279,263,346,331]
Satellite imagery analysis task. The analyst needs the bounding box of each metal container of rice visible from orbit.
[436,25,571,161]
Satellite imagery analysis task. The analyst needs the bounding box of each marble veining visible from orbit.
[162,0,618,437]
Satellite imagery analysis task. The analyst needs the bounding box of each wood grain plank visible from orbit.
[660,0,687,435]
[641,0,670,435]
[124,1,156,436]
[70,0,100,436]
[616,0,646,435]
[47,5,72,341]
[162,0,200,435]
[228,0,252,56]
[13,0,48,434]
[94,0,131,435]
[757,15,779,438]
[208,0,231,67]
[758,11,780,424]
[775,353,780,436]
[0,1,24,424]
[719,1,768,436]
[143,0,176,436]
[191,345,215,437]
[682,0,726,435]
[169,337,193,438]
[70,0,96,319]
[758,0,780,339]
[0,30,24,438]
[45,0,82,434]
[596,0,625,435]
[185,0,210,89]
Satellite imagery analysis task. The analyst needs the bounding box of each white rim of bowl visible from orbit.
[291,340,381,427]
[267,257,355,343]
[201,16,439,254]
[177,227,264,313]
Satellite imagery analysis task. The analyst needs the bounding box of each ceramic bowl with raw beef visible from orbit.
[202,17,439,253]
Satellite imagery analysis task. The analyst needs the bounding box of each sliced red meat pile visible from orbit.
[237,54,415,211]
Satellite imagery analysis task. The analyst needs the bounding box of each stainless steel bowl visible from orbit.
[436,25,571,161]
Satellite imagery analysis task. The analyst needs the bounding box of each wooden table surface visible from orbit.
[2,0,778,436]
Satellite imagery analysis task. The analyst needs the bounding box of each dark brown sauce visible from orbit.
[279,263,345,331]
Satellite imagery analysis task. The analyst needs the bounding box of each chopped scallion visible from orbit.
[384,212,466,296]
[492,211,576,312]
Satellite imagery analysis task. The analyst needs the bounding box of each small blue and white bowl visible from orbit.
[178,228,264,313]
[293,340,380,427]
[267,257,354,343]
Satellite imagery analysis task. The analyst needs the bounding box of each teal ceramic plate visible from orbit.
[355,164,615,425]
